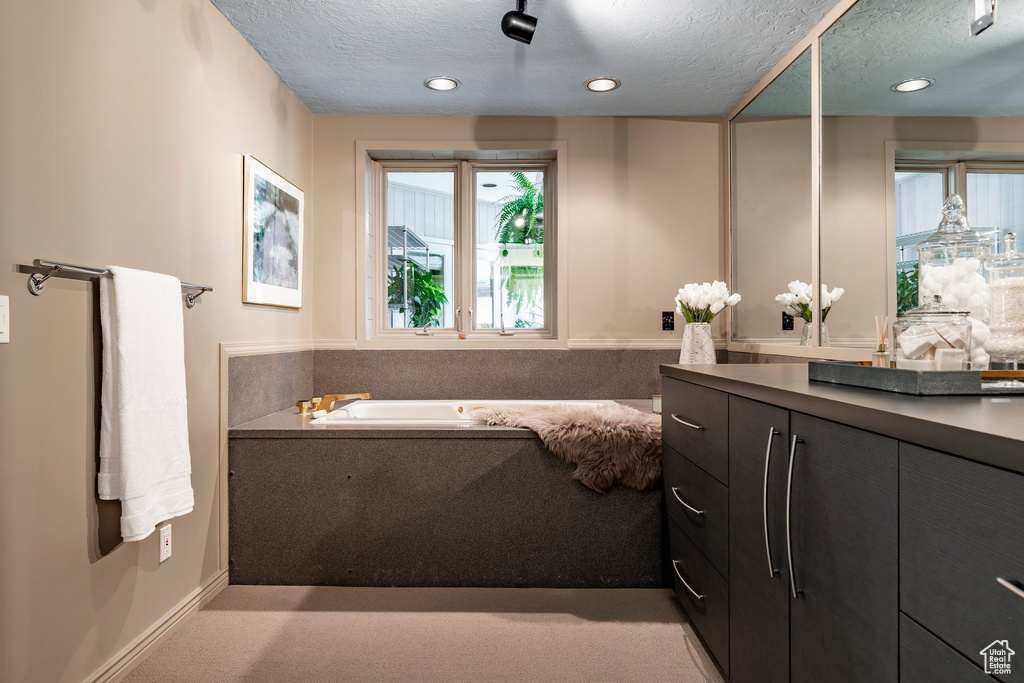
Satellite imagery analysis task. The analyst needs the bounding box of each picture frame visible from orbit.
[242,154,304,308]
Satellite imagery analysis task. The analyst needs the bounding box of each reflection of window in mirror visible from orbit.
[894,162,1024,293]
[821,0,1024,348]
[966,167,1024,250]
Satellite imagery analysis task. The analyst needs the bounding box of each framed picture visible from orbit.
[242,155,304,308]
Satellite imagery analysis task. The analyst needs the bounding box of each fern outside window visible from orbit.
[376,159,556,339]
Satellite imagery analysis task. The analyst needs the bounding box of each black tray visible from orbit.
[808,361,1024,396]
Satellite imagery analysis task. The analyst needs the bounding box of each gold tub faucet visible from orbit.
[297,393,371,415]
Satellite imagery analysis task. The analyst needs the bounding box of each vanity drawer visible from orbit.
[900,443,1024,674]
[662,378,729,485]
[663,443,729,578]
[900,615,993,683]
[669,519,729,676]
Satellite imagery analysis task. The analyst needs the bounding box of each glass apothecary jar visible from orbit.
[985,233,1024,365]
[916,194,992,368]
[892,296,972,371]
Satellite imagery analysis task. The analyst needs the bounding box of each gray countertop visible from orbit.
[229,399,654,439]
[661,363,1024,474]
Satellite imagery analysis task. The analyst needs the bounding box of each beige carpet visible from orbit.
[124,586,725,683]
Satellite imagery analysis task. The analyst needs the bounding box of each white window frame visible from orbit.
[366,156,559,344]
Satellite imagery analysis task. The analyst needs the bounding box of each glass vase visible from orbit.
[799,321,829,346]
[679,323,716,364]
[800,322,813,346]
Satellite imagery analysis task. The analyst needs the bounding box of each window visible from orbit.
[374,159,555,338]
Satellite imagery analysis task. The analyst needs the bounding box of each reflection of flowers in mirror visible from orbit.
[675,281,741,323]
[775,281,844,322]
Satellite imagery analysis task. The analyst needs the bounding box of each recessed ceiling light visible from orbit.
[891,77,935,93]
[482,183,497,188]
[585,77,621,93]
[425,77,460,91]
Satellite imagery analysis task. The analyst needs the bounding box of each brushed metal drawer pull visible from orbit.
[671,560,705,601]
[997,577,1024,601]
[670,487,705,516]
[763,427,781,578]
[786,434,803,599]
[670,414,704,430]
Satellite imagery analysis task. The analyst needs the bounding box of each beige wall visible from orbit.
[0,1,312,681]
[821,115,1024,343]
[311,115,724,345]
[731,116,813,343]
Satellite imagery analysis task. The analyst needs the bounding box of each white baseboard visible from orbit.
[87,569,229,683]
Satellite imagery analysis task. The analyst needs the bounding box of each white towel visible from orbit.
[99,266,194,542]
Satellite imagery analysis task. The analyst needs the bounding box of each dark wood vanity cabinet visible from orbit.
[727,397,790,683]
[901,443,1024,679]
[663,366,1024,682]
[725,400,898,683]
[665,375,904,683]
[787,413,898,683]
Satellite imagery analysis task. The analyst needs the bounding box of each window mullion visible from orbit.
[458,160,474,334]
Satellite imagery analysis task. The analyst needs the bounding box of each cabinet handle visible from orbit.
[670,487,705,516]
[671,560,705,601]
[786,434,803,599]
[670,414,704,430]
[763,427,781,578]
[997,577,1024,601]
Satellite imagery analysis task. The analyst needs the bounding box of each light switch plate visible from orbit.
[0,295,9,343]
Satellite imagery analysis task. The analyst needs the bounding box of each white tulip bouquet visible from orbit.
[675,281,742,324]
[775,280,844,322]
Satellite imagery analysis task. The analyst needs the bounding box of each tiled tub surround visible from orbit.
[312,349,728,400]
[225,348,798,430]
[228,403,666,588]
[228,350,313,427]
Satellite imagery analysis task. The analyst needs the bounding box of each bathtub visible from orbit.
[308,399,619,426]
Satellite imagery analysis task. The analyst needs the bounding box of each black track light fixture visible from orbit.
[501,0,537,45]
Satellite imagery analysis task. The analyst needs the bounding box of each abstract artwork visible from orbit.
[242,155,303,308]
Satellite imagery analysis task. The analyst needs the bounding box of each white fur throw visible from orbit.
[480,403,662,493]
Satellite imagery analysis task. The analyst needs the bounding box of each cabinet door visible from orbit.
[789,413,898,683]
[729,396,791,683]
[901,443,1024,677]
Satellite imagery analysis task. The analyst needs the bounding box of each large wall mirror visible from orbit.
[729,0,1024,356]
[731,49,812,346]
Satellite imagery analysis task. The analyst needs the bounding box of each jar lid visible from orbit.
[898,294,971,319]
[988,232,1024,269]
[916,194,993,251]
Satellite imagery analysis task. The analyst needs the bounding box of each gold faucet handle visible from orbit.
[296,400,312,415]
[318,393,371,414]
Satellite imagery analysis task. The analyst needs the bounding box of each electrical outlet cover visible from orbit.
[159,525,172,562]
[662,311,675,331]
[0,295,9,343]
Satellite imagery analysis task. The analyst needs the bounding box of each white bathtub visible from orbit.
[308,399,618,426]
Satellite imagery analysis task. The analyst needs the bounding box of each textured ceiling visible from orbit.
[208,0,837,116]
[741,0,1024,118]
[821,0,1024,116]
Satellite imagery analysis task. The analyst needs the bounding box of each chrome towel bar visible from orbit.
[18,259,213,308]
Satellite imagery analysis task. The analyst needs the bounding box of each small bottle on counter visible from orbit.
[872,343,890,368]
